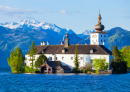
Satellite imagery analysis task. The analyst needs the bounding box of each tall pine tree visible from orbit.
[28,41,37,69]
[112,45,120,62]
[73,46,80,72]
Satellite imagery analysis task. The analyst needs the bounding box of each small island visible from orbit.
[7,13,129,74]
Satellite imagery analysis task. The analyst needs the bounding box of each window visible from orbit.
[56,57,58,60]
[101,40,102,42]
[62,57,64,60]
[101,35,102,37]
[104,35,106,37]
[71,57,73,60]
[50,57,52,60]
[80,57,83,60]
[90,60,93,63]
[104,40,106,42]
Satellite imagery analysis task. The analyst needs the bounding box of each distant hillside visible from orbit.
[106,27,130,50]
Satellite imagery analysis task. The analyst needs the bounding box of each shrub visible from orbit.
[111,61,127,74]
[24,66,39,73]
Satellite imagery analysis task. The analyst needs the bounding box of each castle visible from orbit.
[25,13,112,73]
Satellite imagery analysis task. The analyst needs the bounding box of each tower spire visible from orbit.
[94,11,104,31]
[98,10,102,24]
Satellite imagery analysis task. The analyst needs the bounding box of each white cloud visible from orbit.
[59,10,68,14]
[0,6,37,18]
[59,10,81,15]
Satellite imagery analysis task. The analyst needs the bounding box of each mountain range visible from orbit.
[0,19,130,67]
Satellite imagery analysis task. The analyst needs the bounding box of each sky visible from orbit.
[0,0,130,34]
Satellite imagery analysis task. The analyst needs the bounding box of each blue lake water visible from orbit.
[0,68,130,92]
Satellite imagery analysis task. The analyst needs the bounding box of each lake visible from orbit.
[0,68,130,92]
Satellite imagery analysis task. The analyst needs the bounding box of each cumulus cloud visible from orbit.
[59,10,68,14]
[59,10,81,15]
[0,6,37,18]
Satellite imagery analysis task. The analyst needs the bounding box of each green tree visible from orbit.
[112,45,120,62]
[111,61,127,74]
[73,46,80,72]
[28,41,37,69]
[120,46,130,67]
[7,47,24,73]
[93,57,108,70]
[111,45,127,74]
[35,54,48,68]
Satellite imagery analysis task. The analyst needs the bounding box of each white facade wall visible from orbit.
[25,54,111,69]
[90,33,108,48]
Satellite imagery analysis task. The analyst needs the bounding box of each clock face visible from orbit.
[92,34,97,38]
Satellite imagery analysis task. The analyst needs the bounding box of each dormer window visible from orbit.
[90,49,93,53]
[62,49,65,53]
[42,50,44,53]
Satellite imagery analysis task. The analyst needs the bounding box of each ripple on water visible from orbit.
[0,69,130,92]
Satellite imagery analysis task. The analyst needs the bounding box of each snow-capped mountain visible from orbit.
[82,30,95,35]
[0,19,74,34]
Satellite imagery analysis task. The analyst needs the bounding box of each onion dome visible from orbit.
[95,13,105,31]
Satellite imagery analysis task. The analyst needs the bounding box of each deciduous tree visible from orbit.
[93,57,108,70]
[7,47,24,73]
[111,45,127,74]
[35,54,48,68]
[120,46,130,67]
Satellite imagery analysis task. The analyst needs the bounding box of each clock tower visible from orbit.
[90,12,108,48]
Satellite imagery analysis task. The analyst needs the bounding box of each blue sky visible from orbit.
[0,0,130,34]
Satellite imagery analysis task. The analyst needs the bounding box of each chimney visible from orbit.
[47,41,49,45]
[103,42,104,45]
[43,41,45,45]
[85,43,87,45]
[77,43,79,45]
[61,41,63,45]
[41,42,43,45]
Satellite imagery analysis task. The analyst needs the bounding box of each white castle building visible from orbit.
[25,13,112,70]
